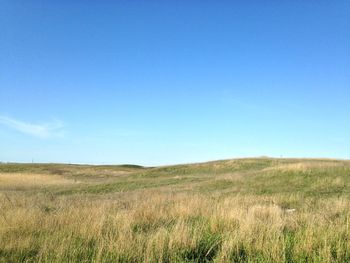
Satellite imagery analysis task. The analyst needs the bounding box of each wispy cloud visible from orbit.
[0,115,64,139]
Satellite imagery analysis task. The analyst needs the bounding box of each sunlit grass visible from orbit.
[0,158,349,262]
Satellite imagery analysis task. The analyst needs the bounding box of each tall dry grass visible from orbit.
[1,159,350,262]
[1,191,350,262]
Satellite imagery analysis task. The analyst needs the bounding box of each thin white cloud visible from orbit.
[0,115,64,139]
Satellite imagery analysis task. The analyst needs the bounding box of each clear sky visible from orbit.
[0,1,349,165]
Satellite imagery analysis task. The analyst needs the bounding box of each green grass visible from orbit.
[1,158,350,262]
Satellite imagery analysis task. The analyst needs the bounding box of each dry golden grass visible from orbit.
[264,160,342,172]
[1,158,350,262]
[1,192,350,262]
[0,172,76,189]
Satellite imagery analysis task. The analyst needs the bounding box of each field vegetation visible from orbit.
[1,158,350,262]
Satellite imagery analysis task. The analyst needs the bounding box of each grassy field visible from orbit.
[1,158,350,262]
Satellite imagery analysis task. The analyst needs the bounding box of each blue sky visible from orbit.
[0,1,349,165]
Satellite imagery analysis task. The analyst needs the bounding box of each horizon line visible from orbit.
[1,156,349,168]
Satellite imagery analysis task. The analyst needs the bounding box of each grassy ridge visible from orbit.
[1,158,350,262]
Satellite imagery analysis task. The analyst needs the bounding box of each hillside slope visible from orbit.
[1,158,350,262]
